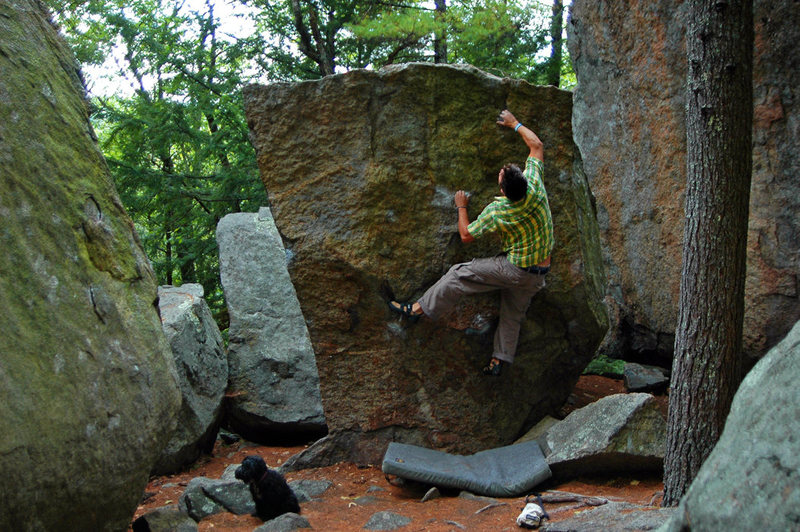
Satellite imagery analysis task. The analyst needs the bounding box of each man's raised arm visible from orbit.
[497,109,543,161]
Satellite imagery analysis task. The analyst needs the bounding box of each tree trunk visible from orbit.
[433,0,447,64]
[290,0,336,76]
[546,0,563,87]
[662,0,753,506]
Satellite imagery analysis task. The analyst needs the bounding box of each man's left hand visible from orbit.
[454,190,470,208]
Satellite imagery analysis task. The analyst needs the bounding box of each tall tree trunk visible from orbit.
[546,0,563,87]
[180,257,196,284]
[433,0,447,64]
[662,0,753,506]
[164,220,174,286]
[160,153,176,286]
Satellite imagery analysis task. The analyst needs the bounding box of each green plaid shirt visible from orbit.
[467,156,553,268]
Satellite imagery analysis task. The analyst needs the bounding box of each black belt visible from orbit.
[519,264,550,275]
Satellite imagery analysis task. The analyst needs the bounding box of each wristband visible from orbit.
[457,206,467,209]
[514,123,523,132]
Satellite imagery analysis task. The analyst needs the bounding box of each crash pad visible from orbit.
[381,440,552,497]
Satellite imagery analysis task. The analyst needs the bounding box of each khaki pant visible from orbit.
[418,255,546,363]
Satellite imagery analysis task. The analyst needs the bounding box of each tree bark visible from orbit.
[290,0,336,76]
[433,0,447,63]
[662,0,753,506]
[546,0,563,87]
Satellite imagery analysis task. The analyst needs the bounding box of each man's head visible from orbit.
[499,164,527,202]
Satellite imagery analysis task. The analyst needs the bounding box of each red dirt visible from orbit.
[132,376,666,531]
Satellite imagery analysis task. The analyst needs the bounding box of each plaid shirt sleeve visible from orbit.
[525,156,544,190]
[467,201,498,238]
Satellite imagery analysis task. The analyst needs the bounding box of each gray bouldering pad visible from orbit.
[381,440,552,498]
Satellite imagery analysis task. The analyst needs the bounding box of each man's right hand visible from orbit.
[497,109,543,161]
[497,109,519,129]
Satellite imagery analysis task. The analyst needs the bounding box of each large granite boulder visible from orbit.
[217,208,326,442]
[243,63,607,462]
[662,321,800,530]
[153,284,227,475]
[567,0,800,363]
[0,2,181,530]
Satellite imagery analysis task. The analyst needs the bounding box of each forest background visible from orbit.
[46,0,573,327]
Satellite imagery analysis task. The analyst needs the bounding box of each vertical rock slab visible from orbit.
[747,0,800,356]
[0,1,181,530]
[243,63,607,462]
[217,208,326,441]
[568,0,800,362]
[662,321,800,531]
[567,1,691,362]
[153,284,227,475]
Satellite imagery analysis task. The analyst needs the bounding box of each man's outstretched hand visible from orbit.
[497,109,520,129]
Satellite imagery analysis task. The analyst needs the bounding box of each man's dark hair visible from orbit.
[500,164,527,202]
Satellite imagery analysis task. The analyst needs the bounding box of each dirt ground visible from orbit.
[132,376,667,531]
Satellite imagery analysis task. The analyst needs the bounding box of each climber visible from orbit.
[388,109,554,376]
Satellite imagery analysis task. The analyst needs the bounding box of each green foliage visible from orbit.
[48,0,267,323]
[445,0,550,81]
[583,355,626,378]
[347,0,559,82]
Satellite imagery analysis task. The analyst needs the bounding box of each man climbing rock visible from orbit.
[389,109,554,376]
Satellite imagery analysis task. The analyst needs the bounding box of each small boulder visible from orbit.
[542,393,666,479]
[289,479,334,502]
[543,501,674,531]
[623,362,670,393]
[131,505,197,532]
[254,513,312,531]
[363,511,412,530]
[178,477,252,521]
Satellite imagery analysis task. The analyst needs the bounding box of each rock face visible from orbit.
[243,63,607,461]
[0,2,181,530]
[568,0,800,363]
[663,321,800,531]
[153,284,227,475]
[217,208,326,442]
[541,393,666,479]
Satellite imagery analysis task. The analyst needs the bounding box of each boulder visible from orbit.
[131,505,197,532]
[289,479,334,502]
[661,321,800,531]
[243,63,608,462]
[178,476,253,521]
[153,284,227,475]
[541,393,666,479]
[363,511,412,530]
[545,501,674,532]
[567,0,800,363]
[280,430,398,472]
[253,513,312,532]
[217,208,326,442]
[623,362,669,393]
[0,2,181,530]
